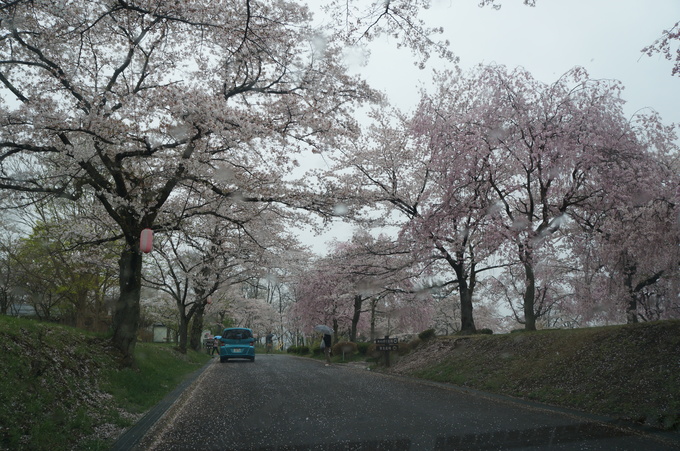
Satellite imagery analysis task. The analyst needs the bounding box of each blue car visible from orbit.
[219,327,255,362]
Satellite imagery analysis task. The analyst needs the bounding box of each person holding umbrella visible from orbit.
[314,325,333,366]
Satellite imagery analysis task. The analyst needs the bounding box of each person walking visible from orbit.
[265,332,274,354]
[322,333,332,366]
[212,336,220,356]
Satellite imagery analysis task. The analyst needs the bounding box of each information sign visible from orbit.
[377,345,398,351]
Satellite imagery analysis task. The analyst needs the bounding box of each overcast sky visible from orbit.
[305,0,680,254]
[349,0,679,120]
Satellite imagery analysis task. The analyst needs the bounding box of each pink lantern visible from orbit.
[140,228,154,253]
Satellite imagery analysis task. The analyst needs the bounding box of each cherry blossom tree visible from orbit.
[0,1,375,364]
[447,65,677,330]
[333,63,678,332]
[643,20,680,77]
[320,0,455,68]
[569,130,680,323]
[290,230,429,341]
[333,83,506,335]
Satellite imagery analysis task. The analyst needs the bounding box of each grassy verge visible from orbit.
[389,321,680,430]
[0,315,210,451]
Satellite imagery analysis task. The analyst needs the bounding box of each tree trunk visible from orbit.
[112,246,143,367]
[624,263,638,324]
[453,260,476,335]
[369,299,377,341]
[350,294,362,342]
[177,312,189,354]
[332,317,338,344]
[523,262,537,331]
[458,282,476,335]
[190,303,206,351]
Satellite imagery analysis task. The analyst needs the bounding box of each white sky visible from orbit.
[303,0,680,254]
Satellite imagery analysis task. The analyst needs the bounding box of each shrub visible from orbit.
[366,344,382,359]
[478,328,494,335]
[332,342,358,359]
[408,337,422,350]
[356,342,371,355]
[396,342,411,355]
[286,345,310,355]
[418,328,436,341]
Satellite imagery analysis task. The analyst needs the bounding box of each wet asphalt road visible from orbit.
[132,354,680,450]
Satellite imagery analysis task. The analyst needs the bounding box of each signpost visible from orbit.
[375,336,398,367]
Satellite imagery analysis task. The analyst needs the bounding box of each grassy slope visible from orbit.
[388,320,680,430]
[0,316,210,451]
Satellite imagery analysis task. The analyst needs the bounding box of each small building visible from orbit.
[152,323,171,343]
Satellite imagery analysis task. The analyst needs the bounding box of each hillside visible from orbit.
[386,320,680,430]
[0,316,209,451]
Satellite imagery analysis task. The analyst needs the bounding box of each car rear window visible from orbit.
[223,329,252,340]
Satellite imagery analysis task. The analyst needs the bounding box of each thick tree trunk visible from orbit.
[624,264,639,324]
[458,282,476,334]
[453,259,476,335]
[332,318,338,344]
[350,294,362,342]
[369,299,377,341]
[177,312,190,354]
[190,304,206,351]
[626,301,639,323]
[523,262,537,331]
[112,246,143,367]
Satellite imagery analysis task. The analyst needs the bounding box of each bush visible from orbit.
[396,342,411,355]
[478,328,494,335]
[286,345,310,355]
[408,337,422,350]
[418,328,436,341]
[356,342,371,355]
[366,344,382,359]
[332,342,358,359]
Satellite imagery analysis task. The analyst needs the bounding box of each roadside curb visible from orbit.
[110,358,213,451]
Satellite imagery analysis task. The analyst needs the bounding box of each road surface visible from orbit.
[132,354,680,450]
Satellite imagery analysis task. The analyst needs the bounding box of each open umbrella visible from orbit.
[314,325,333,335]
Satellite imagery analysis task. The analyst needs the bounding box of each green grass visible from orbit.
[0,315,210,450]
[396,321,680,430]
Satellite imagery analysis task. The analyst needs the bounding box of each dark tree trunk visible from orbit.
[624,263,639,324]
[458,281,476,335]
[523,262,537,331]
[112,246,143,367]
[453,260,476,335]
[332,318,338,344]
[350,294,362,342]
[370,299,378,341]
[190,303,206,351]
[177,313,190,354]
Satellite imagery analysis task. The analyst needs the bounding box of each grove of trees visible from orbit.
[1,1,678,365]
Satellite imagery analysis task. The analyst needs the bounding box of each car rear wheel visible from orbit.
[220,356,228,363]
[250,357,255,362]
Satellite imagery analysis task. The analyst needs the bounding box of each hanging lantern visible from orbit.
[140,228,154,253]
